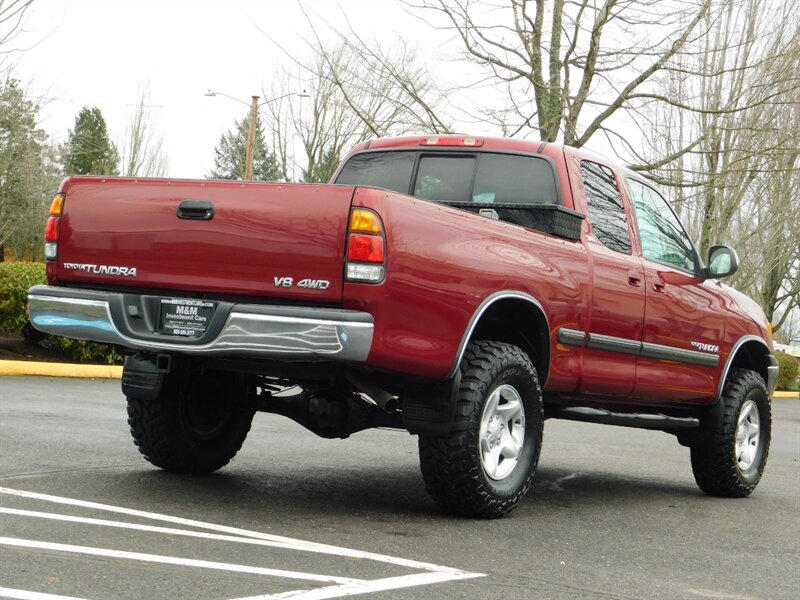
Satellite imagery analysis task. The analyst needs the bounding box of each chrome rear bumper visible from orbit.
[28,285,373,362]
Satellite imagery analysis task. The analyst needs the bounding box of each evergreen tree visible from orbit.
[303,147,341,184]
[208,112,281,181]
[0,77,60,259]
[62,106,119,175]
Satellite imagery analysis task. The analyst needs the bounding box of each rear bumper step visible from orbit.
[28,285,373,362]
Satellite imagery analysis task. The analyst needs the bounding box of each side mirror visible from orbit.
[704,245,739,279]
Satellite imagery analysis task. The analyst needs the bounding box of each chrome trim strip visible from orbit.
[587,333,641,356]
[557,328,586,347]
[28,293,374,362]
[447,290,551,380]
[452,292,728,382]
[640,341,720,367]
[584,332,721,365]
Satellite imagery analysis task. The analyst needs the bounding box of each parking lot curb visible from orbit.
[0,360,122,379]
[0,359,796,395]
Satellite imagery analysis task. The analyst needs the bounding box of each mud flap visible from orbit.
[401,371,461,435]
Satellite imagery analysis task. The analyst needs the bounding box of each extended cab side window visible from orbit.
[627,179,697,273]
[580,161,631,254]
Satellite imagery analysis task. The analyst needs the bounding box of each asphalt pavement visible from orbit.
[1,375,798,600]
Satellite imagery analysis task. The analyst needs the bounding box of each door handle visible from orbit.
[653,282,666,293]
[177,200,214,220]
[627,272,642,287]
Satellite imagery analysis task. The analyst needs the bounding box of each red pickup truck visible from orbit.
[29,135,779,518]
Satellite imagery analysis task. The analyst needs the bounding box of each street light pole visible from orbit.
[244,95,259,181]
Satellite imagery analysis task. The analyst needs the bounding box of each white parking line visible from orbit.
[231,572,486,600]
[0,487,484,599]
[0,538,361,584]
[0,487,468,574]
[0,588,88,600]
[0,508,345,552]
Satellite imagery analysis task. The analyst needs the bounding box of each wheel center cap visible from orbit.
[486,415,505,447]
[736,425,747,445]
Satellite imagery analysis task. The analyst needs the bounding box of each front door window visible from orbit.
[627,179,697,273]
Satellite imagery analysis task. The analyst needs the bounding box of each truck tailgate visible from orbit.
[56,178,354,302]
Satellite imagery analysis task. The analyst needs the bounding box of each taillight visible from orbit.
[44,217,59,241]
[346,208,386,283]
[348,234,384,262]
[44,193,64,260]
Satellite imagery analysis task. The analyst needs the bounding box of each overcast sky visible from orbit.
[12,0,447,178]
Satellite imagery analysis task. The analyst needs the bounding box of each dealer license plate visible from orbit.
[158,298,215,338]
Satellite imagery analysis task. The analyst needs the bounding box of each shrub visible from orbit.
[776,351,799,391]
[50,335,123,365]
[0,262,46,334]
[0,261,121,364]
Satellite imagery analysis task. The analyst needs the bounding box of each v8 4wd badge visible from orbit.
[274,276,331,290]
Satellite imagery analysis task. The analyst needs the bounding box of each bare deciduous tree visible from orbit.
[308,20,453,137]
[776,309,800,345]
[636,0,800,331]
[262,45,377,184]
[0,0,34,54]
[259,26,452,182]
[120,83,169,177]
[405,0,713,147]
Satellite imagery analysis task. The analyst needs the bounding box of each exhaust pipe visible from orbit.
[346,372,398,413]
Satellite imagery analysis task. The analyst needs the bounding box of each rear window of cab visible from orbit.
[335,151,560,206]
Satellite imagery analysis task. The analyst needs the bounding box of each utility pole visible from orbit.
[244,95,259,180]
[205,89,309,181]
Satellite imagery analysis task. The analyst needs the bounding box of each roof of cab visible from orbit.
[355,135,553,154]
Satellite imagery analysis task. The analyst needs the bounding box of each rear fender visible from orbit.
[448,291,550,385]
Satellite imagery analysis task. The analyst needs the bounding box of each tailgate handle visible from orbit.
[177,200,214,220]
